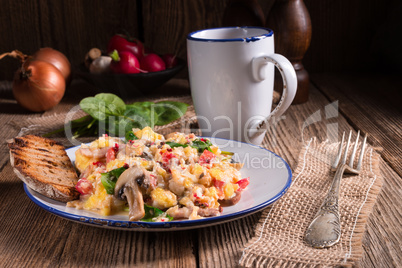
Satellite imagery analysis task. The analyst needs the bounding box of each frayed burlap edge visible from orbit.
[239,138,384,268]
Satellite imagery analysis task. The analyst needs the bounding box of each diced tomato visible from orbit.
[162,152,176,163]
[92,161,105,167]
[113,143,119,151]
[213,178,225,189]
[106,147,116,163]
[75,178,93,195]
[199,150,216,165]
[236,177,250,191]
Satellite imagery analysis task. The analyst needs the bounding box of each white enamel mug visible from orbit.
[187,26,297,145]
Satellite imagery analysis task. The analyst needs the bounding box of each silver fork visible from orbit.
[305,130,368,248]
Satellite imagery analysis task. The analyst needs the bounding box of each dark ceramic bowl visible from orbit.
[74,58,186,98]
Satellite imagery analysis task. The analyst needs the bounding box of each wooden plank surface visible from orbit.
[0,77,401,267]
[0,0,140,80]
[2,0,396,81]
[311,73,402,177]
[141,0,229,63]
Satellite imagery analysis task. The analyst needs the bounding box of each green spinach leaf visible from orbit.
[141,204,173,222]
[153,101,189,126]
[100,166,127,194]
[80,93,126,120]
[165,141,188,148]
[191,139,213,153]
[125,131,139,142]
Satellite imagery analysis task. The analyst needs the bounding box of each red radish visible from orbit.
[162,53,178,68]
[109,50,141,74]
[140,53,166,72]
[107,34,144,60]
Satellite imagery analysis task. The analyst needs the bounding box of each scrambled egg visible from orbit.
[67,127,249,220]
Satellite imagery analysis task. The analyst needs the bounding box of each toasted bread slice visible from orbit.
[8,135,79,202]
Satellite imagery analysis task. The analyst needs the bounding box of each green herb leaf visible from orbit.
[153,101,189,126]
[125,131,139,142]
[109,166,127,178]
[80,93,126,120]
[141,204,173,222]
[47,93,189,140]
[191,139,213,153]
[124,105,157,128]
[100,166,127,194]
[100,173,115,195]
[165,141,188,148]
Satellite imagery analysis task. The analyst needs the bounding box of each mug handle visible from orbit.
[248,54,297,138]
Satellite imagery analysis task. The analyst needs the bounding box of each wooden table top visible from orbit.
[0,73,400,267]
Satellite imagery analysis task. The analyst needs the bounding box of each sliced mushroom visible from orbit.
[218,192,242,207]
[114,167,147,221]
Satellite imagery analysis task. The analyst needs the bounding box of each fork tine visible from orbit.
[348,130,360,168]
[356,133,367,171]
[341,130,352,165]
[332,131,345,169]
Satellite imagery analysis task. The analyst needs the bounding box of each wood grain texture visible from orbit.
[302,0,399,74]
[141,0,228,61]
[0,0,139,80]
[222,0,265,27]
[0,0,398,80]
[360,159,402,268]
[311,73,402,177]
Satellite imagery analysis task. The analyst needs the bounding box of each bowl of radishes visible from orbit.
[75,34,185,97]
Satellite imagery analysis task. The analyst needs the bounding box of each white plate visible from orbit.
[24,137,292,231]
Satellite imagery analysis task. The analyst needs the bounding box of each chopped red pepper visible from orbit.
[113,143,119,153]
[75,178,93,195]
[213,178,225,189]
[236,177,250,191]
[106,147,117,163]
[162,152,176,163]
[199,150,215,165]
[92,161,104,167]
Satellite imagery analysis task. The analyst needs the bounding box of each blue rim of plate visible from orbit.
[187,26,273,43]
[24,137,292,231]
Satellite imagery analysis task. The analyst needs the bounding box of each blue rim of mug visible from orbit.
[187,26,273,42]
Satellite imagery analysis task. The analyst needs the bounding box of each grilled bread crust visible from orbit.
[8,135,79,202]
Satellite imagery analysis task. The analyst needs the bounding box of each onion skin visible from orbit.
[32,47,71,82]
[13,60,66,112]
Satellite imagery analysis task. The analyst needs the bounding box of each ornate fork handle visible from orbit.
[305,164,347,248]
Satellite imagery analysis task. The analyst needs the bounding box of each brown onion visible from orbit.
[32,47,71,82]
[13,59,65,112]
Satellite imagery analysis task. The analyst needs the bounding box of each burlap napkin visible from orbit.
[239,138,383,267]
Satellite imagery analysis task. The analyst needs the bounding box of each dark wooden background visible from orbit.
[0,0,401,81]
